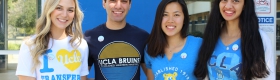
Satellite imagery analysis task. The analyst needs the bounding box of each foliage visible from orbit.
[8,0,36,35]
[8,43,21,50]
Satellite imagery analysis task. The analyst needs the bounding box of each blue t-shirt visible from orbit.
[145,36,202,80]
[84,23,149,80]
[207,38,242,80]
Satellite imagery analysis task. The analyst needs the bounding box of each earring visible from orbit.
[72,19,76,33]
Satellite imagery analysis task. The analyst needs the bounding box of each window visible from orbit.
[0,0,37,79]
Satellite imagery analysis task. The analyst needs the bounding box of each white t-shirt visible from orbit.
[258,29,275,80]
[16,36,89,80]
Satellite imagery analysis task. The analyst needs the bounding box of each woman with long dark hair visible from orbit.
[194,0,275,79]
[145,0,202,79]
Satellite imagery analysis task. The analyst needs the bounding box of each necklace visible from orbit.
[168,45,182,53]
[167,41,185,54]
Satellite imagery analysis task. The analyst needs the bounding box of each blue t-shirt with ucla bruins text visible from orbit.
[207,38,242,80]
[145,36,202,80]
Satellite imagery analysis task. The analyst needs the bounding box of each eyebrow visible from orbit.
[57,5,75,9]
[164,11,182,13]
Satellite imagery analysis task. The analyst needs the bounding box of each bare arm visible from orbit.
[88,66,91,70]
[141,63,148,76]
[81,76,87,80]
[18,75,36,80]
[147,68,154,80]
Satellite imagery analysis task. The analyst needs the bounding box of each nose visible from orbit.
[225,2,233,9]
[114,1,121,9]
[61,10,68,18]
[167,16,174,23]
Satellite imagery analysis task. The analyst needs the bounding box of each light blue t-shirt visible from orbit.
[145,36,202,80]
[207,38,242,80]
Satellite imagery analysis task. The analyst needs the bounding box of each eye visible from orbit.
[68,9,74,13]
[174,14,180,16]
[56,7,62,10]
[109,0,116,2]
[121,0,128,3]
[233,0,239,2]
[220,0,227,2]
[163,13,168,16]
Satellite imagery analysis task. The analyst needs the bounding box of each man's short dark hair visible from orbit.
[104,0,131,3]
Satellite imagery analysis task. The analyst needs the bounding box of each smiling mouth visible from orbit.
[114,11,122,13]
[113,11,123,14]
[167,26,175,29]
[224,11,235,16]
[225,11,234,14]
[58,18,67,23]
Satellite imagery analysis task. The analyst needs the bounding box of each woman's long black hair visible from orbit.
[146,0,189,57]
[194,0,269,79]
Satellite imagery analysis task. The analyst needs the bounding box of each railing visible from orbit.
[0,50,19,55]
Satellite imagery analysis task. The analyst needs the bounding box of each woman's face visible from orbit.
[161,2,184,37]
[219,0,244,22]
[50,0,75,30]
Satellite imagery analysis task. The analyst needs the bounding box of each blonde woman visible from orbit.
[15,0,88,80]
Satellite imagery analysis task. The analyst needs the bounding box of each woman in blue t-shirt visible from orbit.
[194,0,275,79]
[145,0,202,80]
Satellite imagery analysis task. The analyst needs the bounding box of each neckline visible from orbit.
[164,36,190,61]
[103,23,129,31]
[50,36,70,41]
[218,37,241,50]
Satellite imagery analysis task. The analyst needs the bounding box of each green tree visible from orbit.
[8,0,36,35]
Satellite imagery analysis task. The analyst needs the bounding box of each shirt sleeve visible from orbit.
[144,49,152,69]
[84,31,94,67]
[141,48,145,64]
[259,30,276,80]
[88,54,94,66]
[80,39,89,76]
[15,40,36,77]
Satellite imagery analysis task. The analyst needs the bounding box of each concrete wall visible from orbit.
[187,1,211,15]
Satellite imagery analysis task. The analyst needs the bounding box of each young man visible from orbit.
[84,0,148,80]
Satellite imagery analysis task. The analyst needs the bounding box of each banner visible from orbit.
[255,0,277,55]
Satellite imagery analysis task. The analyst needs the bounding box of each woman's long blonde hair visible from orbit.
[28,0,84,72]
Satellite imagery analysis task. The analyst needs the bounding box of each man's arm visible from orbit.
[146,68,154,80]
[141,63,148,76]
[88,66,91,70]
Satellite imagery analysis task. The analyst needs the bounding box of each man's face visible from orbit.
[103,0,131,23]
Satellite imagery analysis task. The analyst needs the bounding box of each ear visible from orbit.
[128,1,131,10]
[102,0,106,9]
